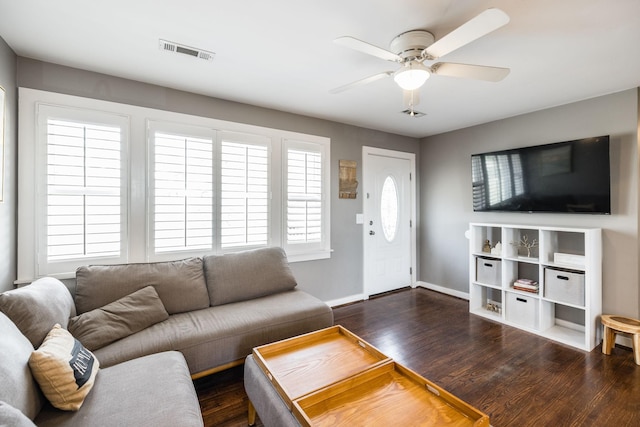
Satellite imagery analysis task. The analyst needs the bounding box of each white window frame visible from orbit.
[218,131,272,252]
[147,121,217,261]
[34,104,130,277]
[17,88,330,282]
[282,138,331,261]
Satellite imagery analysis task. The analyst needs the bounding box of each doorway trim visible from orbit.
[362,146,417,298]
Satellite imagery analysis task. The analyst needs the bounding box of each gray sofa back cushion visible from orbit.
[0,312,45,420]
[203,247,297,306]
[75,257,210,315]
[0,277,76,348]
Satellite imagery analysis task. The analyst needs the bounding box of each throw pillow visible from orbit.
[0,277,76,348]
[28,324,99,411]
[0,401,37,427]
[68,286,169,351]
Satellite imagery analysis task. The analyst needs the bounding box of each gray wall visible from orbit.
[9,56,640,317]
[0,38,16,292]
[420,89,639,318]
[16,58,420,302]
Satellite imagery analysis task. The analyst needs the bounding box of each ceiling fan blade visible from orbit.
[423,8,509,59]
[431,62,510,82]
[330,72,393,94]
[334,36,402,62]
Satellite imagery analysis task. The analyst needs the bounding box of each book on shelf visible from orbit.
[513,278,539,293]
[513,285,539,294]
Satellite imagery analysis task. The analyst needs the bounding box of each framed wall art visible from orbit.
[339,160,358,199]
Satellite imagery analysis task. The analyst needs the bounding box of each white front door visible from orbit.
[363,147,416,297]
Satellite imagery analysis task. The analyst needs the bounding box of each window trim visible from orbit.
[34,104,130,277]
[17,88,331,282]
[218,130,272,252]
[282,138,331,261]
[147,120,217,261]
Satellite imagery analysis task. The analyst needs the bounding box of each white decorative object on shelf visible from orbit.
[553,252,586,267]
[491,241,502,256]
[510,235,538,258]
[468,223,602,351]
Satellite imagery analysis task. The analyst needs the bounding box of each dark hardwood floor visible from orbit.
[194,288,640,426]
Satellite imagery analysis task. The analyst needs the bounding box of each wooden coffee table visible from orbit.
[247,325,489,426]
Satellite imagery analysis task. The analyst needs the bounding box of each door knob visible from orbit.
[369,230,375,235]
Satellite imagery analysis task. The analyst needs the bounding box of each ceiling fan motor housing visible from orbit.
[390,30,435,61]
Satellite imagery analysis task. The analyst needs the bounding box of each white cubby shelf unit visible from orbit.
[468,223,602,351]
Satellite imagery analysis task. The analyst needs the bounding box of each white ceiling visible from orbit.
[1,0,639,138]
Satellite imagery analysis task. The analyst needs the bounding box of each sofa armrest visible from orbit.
[35,351,203,427]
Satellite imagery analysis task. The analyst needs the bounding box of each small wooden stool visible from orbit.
[601,314,640,365]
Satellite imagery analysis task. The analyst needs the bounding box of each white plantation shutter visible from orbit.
[19,90,331,280]
[46,119,123,260]
[34,103,129,277]
[284,139,328,256]
[287,149,322,242]
[220,134,270,248]
[151,130,214,254]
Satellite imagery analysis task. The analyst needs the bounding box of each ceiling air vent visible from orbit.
[400,109,425,118]
[159,39,215,62]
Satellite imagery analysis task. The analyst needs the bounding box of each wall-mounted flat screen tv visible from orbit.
[471,136,610,214]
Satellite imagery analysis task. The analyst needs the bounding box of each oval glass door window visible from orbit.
[380,175,399,242]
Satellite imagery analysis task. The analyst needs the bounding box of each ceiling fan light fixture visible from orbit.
[393,62,429,90]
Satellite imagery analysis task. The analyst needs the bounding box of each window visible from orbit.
[380,175,398,242]
[284,139,329,258]
[35,105,128,276]
[149,125,214,255]
[18,89,330,281]
[286,149,321,243]
[220,132,270,249]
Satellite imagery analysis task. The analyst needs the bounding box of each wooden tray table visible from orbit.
[292,360,489,427]
[252,325,390,409]
[250,325,490,426]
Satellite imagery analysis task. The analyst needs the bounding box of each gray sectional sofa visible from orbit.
[0,247,334,426]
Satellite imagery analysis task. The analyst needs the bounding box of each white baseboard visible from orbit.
[416,281,469,300]
[325,293,365,308]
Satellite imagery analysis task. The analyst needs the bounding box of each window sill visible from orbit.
[287,249,332,263]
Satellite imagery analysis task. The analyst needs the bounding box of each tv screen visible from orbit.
[471,136,611,214]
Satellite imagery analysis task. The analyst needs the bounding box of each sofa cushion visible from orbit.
[29,324,100,411]
[203,247,297,306]
[75,257,209,315]
[68,286,169,351]
[34,352,204,427]
[0,277,76,348]
[0,312,45,421]
[0,401,37,427]
[91,290,333,374]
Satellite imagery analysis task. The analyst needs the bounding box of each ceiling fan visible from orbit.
[331,8,510,101]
